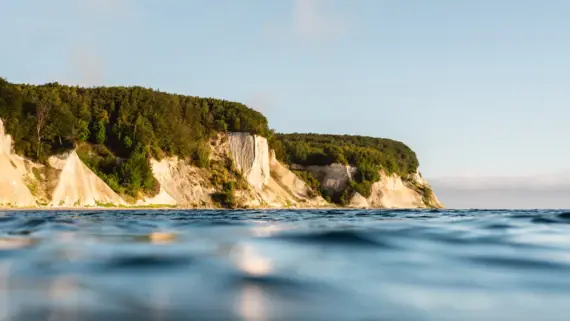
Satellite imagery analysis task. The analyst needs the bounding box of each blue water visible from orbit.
[0,209,570,321]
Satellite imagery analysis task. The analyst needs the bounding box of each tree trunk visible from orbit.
[37,127,41,159]
[35,102,52,160]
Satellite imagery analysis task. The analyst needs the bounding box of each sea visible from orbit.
[0,209,569,321]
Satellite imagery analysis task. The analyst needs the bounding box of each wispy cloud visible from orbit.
[292,0,347,39]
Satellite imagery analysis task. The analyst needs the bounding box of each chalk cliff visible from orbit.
[360,171,443,209]
[226,133,327,208]
[227,133,271,190]
[0,117,440,209]
[0,119,37,207]
[48,151,126,207]
[146,157,213,207]
[297,163,443,209]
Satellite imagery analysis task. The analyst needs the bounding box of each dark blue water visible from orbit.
[1,209,570,321]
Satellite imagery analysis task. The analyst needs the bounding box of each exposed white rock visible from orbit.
[365,173,425,209]
[348,192,369,208]
[294,160,442,209]
[225,134,328,208]
[270,155,312,199]
[355,171,443,209]
[149,157,213,207]
[0,119,36,207]
[2,116,440,209]
[227,133,270,190]
[135,186,177,207]
[264,151,328,207]
[49,151,125,207]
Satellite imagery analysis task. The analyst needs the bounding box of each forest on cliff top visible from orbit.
[0,78,419,202]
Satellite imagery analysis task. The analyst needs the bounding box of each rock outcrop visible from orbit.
[1,119,128,208]
[269,152,326,202]
[0,116,441,209]
[227,133,270,190]
[135,186,177,207]
[294,163,443,209]
[259,152,328,207]
[147,157,213,207]
[0,119,37,207]
[361,172,443,209]
[226,133,327,208]
[48,151,125,207]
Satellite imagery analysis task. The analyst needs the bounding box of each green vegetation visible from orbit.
[274,133,419,176]
[0,78,270,198]
[209,157,249,208]
[291,170,320,197]
[405,178,437,208]
[0,77,431,207]
[275,133,419,204]
[32,167,42,181]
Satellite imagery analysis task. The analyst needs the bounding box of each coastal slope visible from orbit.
[0,120,36,207]
[0,79,442,209]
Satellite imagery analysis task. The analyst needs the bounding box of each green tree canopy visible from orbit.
[274,133,420,203]
[275,133,419,176]
[0,79,270,197]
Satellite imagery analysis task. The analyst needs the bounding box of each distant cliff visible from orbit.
[0,78,442,209]
[274,133,442,208]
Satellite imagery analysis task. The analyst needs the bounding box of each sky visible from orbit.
[1,0,569,182]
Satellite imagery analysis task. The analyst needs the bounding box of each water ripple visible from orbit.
[0,209,568,321]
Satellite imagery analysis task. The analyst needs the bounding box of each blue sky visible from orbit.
[1,0,569,179]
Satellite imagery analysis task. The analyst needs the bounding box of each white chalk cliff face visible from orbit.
[0,116,440,209]
[0,119,37,207]
[227,133,271,190]
[297,162,443,209]
[48,151,125,207]
[1,118,126,208]
[363,172,443,209]
[147,157,213,207]
[226,133,326,208]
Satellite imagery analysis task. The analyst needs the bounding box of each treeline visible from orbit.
[0,78,270,197]
[274,133,419,176]
[273,133,419,203]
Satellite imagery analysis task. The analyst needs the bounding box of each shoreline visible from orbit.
[0,206,349,212]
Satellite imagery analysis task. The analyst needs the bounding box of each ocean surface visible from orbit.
[0,209,569,321]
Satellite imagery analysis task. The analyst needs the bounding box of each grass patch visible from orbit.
[128,204,178,209]
[24,180,38,196]
[32,167,42,180]
[94,201,117,208]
